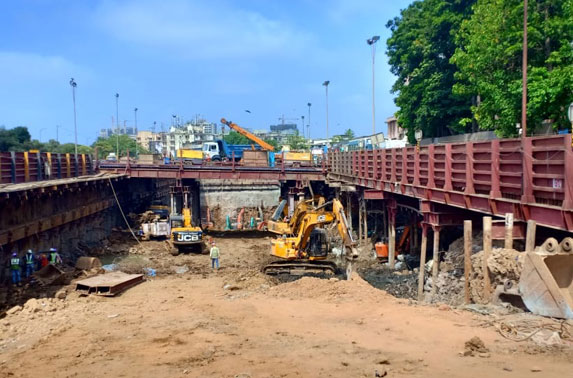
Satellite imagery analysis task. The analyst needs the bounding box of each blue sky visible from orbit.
[0,0,412,144]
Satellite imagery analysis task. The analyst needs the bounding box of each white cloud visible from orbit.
[0,52,88,84]
[94,0,315,59]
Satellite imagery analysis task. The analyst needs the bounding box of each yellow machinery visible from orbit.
[220,118,275,151]
[263,198,357,275]
[169,184,204,255]
[267,196,326,235]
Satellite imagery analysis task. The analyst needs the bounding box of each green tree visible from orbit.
[343,129,355,140]
[0,126,32,151]
[286,131,308,150]
[452,0,573,136]
[223,131,251,145]
[386,0,475,142]
[92,134,146,157]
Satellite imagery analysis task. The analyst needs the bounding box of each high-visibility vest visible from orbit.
[49,253,58,263]
[11,258,20,270]
[26,254,34,265]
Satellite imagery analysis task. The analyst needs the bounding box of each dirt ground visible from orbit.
[1,235,572,378]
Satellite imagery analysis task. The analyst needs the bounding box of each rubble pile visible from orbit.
[470,248,523,304]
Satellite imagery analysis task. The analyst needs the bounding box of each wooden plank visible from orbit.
[464,220,472,304]
[417,224,428,301]
[483,216,492,301]
[526,220,537,252]
[504,213,514,249]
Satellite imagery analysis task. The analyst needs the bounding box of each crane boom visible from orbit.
[220,118,275,151]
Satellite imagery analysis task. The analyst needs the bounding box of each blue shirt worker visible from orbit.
[49,248,62,265]
[25,249,35,278]
[10,252,21,285]
[210,242,220,270]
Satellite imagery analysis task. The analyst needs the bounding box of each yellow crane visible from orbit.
[220,118,275,151]
[263,198,358,275]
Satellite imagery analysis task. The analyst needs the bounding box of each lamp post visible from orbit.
[69,78,78,155]
[521,0,528,139]
[301,115,305,139]
[367,35,380,135]
[322,81,330,139]
[115,93,120,156]
[134,107,138,157]
[307,102,311,139]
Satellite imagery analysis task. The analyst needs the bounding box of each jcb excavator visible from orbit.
[169,184,205,255]
[263,198,358,275]
[266,196,326,235]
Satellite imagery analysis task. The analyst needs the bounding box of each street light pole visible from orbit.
[301,115,305,139]
[521,0,528,139]
[115,93,120,156]
[307,102,311,139]
[69,78,78,155]
[134,107,138,156]
[367,35,380,135]
[322,81,330,139]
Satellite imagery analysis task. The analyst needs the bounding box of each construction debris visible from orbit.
[463,336,489,357]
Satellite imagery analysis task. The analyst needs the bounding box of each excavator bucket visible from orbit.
[519,238,573,319]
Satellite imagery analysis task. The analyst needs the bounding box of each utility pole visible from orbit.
[301,115,305,138]
[307,102,311,139]
[115,93,120,157]
[69,78,78,155]
[322,81,330,139]
[134,107,138,156]
[367,35,380,135]
[522,0,528,139]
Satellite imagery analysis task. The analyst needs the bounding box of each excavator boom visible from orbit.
[220,118,275,151]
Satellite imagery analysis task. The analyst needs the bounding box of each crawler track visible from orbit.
[262,260,338,275]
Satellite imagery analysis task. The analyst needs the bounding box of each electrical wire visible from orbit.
[107,176,145,249]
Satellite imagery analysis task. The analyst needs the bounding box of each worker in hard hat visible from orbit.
[10,252,22,286]
[209,241,220,270]
[25,249,35,278]
[49,248,62,265]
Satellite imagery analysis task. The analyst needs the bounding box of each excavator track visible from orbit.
[262,260,338,275]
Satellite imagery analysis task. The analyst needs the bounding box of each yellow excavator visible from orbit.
[263,198,358,275]
[169,184,205,255]
[266,196,326,235]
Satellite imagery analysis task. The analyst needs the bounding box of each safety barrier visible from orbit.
[329,135,573,230]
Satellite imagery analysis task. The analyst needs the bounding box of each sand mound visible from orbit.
[269,274,386,302]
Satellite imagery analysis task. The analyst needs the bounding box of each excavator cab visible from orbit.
[307,228,329,259]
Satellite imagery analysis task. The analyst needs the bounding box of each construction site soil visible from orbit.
[1,233,572,378]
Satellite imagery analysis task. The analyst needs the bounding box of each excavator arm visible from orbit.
[332,199,359,258]
[220,118,275,151]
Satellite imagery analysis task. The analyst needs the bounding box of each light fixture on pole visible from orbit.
[69,78,78,156]
[415,129,423,152]
[115,93,120,156]
[367,35,380,135]
[307,102,311,139]
[322,81,330,139]
[301,115,305,139]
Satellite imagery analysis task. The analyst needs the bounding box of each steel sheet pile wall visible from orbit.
[0,152,93,184]
[328,135,573,231]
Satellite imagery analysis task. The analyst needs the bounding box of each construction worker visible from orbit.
[10,252,21,286]
[210,241,220,270]
[40,253,49,268]
[25,249,35,278]
[49,248,62,265]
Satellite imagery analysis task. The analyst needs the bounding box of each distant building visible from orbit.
[386,116,405,140]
